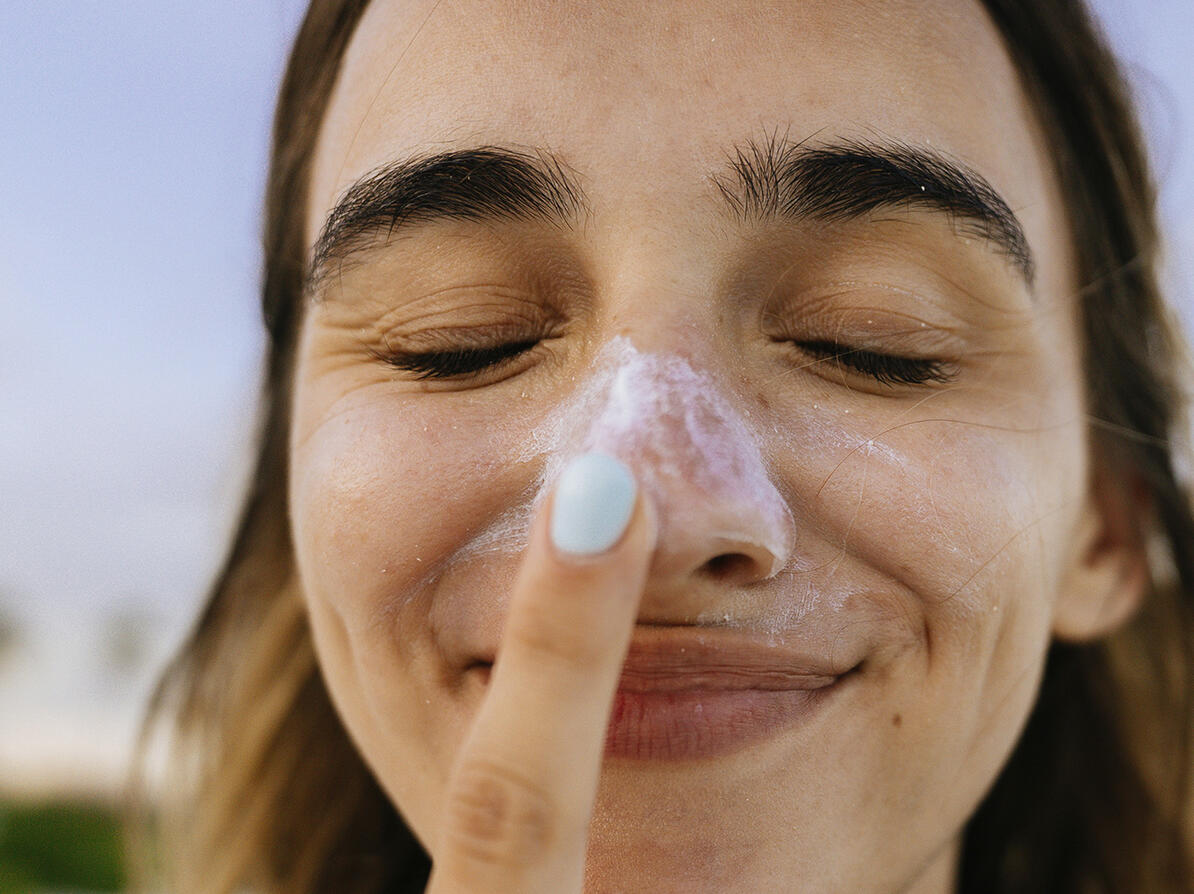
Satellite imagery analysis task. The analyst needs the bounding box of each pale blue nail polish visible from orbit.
[550,452,637,556]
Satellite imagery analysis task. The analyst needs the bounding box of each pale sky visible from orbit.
[1,0,1191,794]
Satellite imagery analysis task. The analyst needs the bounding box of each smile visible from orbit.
[478,624,861,761]
[607,627,857,759]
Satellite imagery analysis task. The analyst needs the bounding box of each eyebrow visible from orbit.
[307,147,585,293]
[714,135,1034,282]
[306,136,1034,294]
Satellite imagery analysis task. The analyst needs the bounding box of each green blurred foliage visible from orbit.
[0,800,125,893]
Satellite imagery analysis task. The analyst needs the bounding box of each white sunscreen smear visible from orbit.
[454,335,796,578]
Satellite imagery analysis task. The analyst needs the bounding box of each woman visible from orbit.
[137,0,1194,891]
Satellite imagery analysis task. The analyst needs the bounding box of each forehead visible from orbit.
[307,0,1063,274]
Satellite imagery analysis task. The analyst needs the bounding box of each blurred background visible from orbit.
[1,1,1191,890]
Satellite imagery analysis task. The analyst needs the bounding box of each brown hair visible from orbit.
[132,1,1194,891]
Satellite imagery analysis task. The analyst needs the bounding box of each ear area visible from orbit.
[1052,455,1152,643]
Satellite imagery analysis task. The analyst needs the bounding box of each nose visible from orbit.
[645,486,790,587]
[525,336,796,593]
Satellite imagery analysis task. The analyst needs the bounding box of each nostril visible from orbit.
[702,552,757,580]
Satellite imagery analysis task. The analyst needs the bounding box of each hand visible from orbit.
[427,453,657,893]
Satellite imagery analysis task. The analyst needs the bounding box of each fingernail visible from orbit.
[550,452,638,556]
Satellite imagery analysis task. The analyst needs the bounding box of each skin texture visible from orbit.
[288,1,1147,891]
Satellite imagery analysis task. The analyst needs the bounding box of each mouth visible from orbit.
[472,624,861,761]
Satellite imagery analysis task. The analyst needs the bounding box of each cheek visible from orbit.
[768,311,1087,619]
[769,365,1082,633]
[763,399,1086,841]
[288,370,549,782]
[805,417,1077,611]
[289,384,545,837]
[290,391,530,634]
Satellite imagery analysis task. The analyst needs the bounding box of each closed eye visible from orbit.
[372,339,540,380]
[794,340,955,386]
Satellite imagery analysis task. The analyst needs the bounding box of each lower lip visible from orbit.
[604,679,846,761]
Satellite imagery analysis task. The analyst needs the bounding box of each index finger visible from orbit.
[428,453,656,893]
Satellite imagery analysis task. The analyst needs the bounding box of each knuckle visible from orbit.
[444,755,561,869]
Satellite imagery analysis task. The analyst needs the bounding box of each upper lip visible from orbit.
[616,625,855,691]
[474,624,860,692]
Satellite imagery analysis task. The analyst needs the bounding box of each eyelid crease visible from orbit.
[373,316,557,352]
[776,280,967,325]
[345,277,555,320]
[761,298,965,355]
[757,261,1026,332]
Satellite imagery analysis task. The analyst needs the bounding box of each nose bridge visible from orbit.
[523,336,796,582]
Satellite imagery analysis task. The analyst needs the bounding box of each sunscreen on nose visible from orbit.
[523,336,796,576]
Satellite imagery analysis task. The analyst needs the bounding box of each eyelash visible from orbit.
[374,339,540,380]
[376,338,954,387]
[794,340,955,386]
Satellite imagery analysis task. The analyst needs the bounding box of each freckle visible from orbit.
[892,713,902,727]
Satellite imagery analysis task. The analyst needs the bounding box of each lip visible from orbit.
[475,625,860,761]
[617,625,853,689]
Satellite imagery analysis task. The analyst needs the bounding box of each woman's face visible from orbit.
[289,1,1119,890]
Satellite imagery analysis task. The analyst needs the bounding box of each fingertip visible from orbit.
[549,452,640,558]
